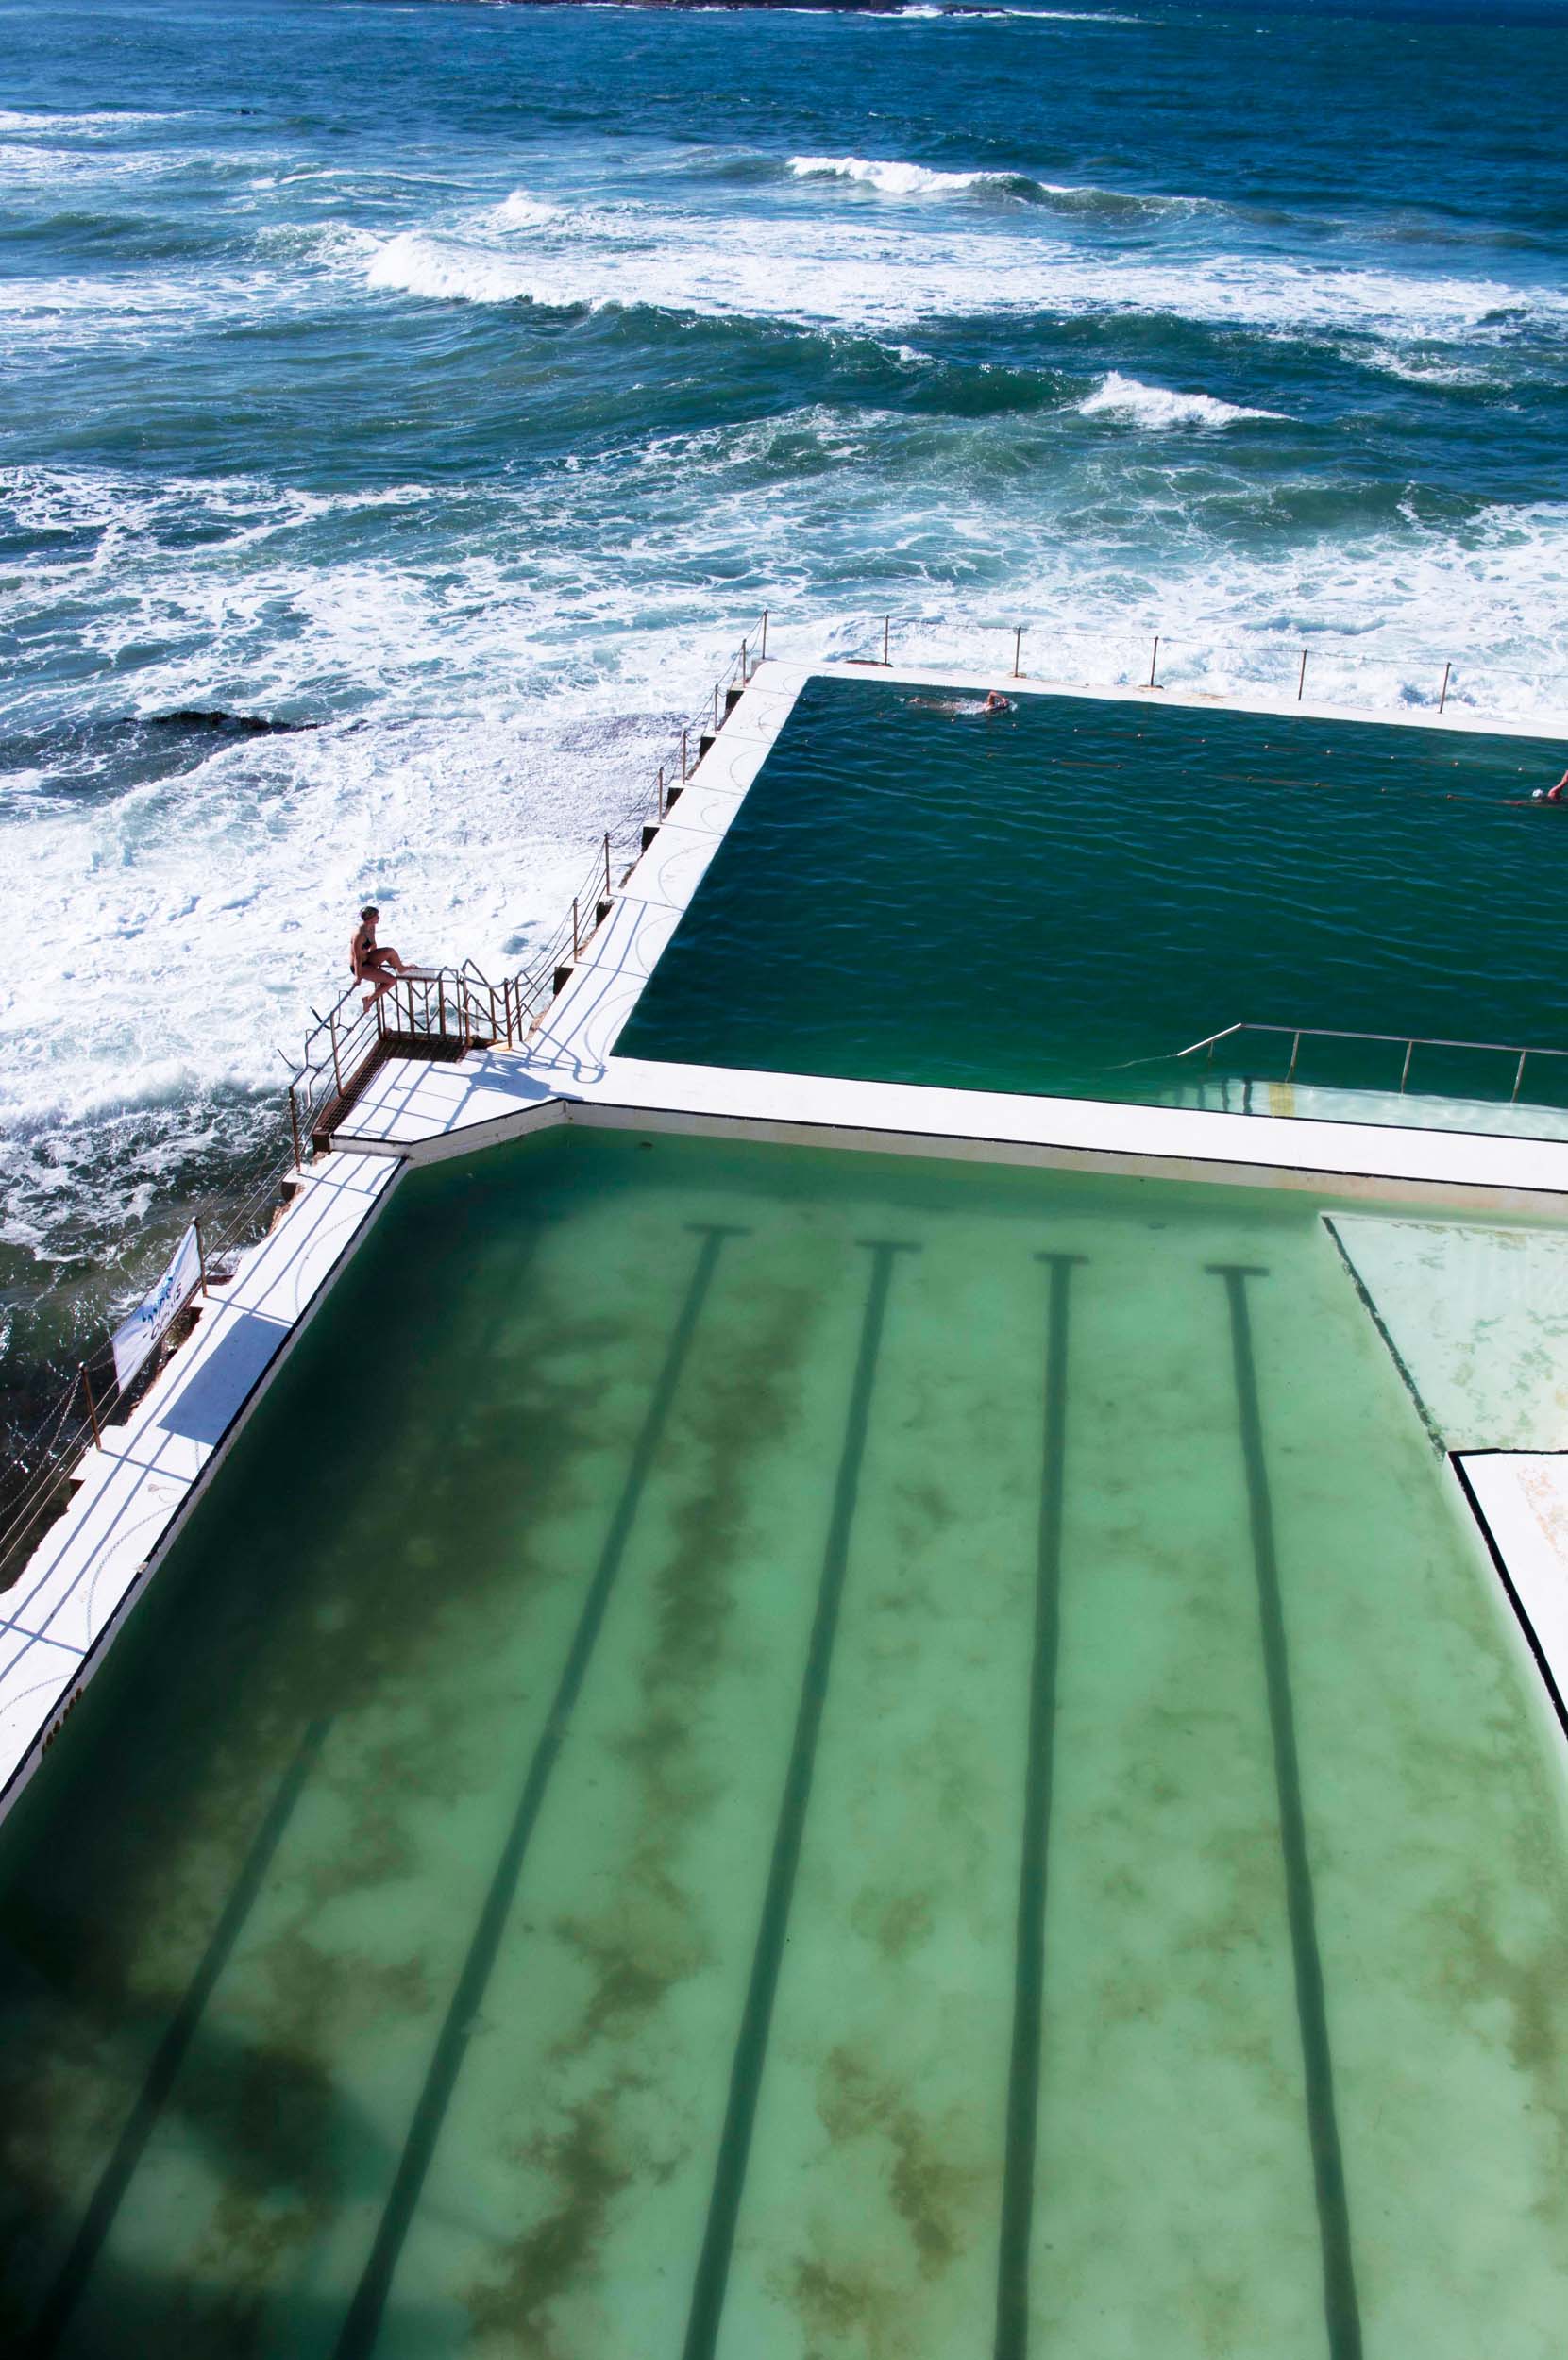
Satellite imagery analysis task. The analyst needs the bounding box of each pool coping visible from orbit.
[7,655,1568,1822]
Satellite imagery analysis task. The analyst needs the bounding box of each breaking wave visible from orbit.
[1076,372,1287,428]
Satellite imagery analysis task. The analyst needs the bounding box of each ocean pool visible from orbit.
[617,678,1568,1122]
[1,1126,1565,2358]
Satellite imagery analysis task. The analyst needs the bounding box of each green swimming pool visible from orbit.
[2,1128,1565,2358]
[617,678,1568,1117]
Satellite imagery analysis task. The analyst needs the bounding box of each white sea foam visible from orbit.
[490,190,566,231]
[788,150,1206,216]
[0,108,180,134]
[1077,372,1286,428]
[361,196,1568,350]
[789,154,1015,197]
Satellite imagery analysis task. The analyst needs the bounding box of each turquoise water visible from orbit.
[1,1128,1565,2356]
[619,675,1568,1109]
[6,0,1568,1420]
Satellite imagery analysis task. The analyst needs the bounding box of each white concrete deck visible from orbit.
[0,1151,401,1815]
[1454,1455,1568,1733]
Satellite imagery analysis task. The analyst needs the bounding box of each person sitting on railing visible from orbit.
[350,904,411,1009]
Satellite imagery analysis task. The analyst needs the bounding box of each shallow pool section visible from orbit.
[2,1129,1566,2358]
[617,677,1568,1118]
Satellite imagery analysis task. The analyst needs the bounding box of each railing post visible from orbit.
[657,763,665,818]
[572,897,580,960]
[288,1084,303,1170]
[1297,649,1307,702]
[1399,1038,1414,1095]
[760,608,768,664]
[883,614,890,666]
[1148,634,1159,690]
[714,681,719,731]
[1287,1029,1301,1083]
[682,726,689,782]
[437,971,447,1037]
[78,1363,102,1450]
[1013,624,1022,678]
[740,637,748,683]
[604,831,612,900]
[194,1216,210,1297]
[1439,659,1451,714]
[1512,1049,1527,1104]
[329,1010,343,1097]
[503,978,514,1047]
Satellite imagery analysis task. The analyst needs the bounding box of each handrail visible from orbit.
[862,616,1561,720]
[1176,1019,1568,1104]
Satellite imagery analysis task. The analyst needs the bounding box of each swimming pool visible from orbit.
[2,1127,1564,2357]
[617,677,1568,1123]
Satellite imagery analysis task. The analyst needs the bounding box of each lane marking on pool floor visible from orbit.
[334,1219,749,2360]
[993,1249,1086,2360]
[682,1237,919,2360]
[1210,1262,1363,2360]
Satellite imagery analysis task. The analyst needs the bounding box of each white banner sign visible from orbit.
[111,1222,202,1391]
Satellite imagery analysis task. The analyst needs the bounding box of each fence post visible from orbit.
[1297,649,1307,701]
[1439,660,1451,714]
[288,1084,303,1171]
[78,1364,102,1450]
[1148,634,1159,690]
[1013,624,1023,678]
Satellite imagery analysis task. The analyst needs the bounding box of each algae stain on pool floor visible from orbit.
[0,1132,1565,2357]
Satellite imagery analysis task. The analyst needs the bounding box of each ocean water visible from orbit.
[4,0,1568,1419]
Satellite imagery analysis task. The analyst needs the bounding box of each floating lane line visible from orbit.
[30,1713,332,2354]
[993,1249,1085,2360]
[682,1237,919,2360]
[1210,1264,1363,2360]
[333,1219,747,2360]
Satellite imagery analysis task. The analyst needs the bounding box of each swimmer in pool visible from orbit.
[905,690,1015,717]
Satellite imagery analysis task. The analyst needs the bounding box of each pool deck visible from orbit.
[5,654,1568,1818]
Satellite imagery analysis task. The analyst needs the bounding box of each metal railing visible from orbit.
[848,615,1561,722]
[1174,1020,1568,1107]
[1,615,771,1584]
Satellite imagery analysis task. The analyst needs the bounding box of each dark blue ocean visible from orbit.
[3,0,1567,1402]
